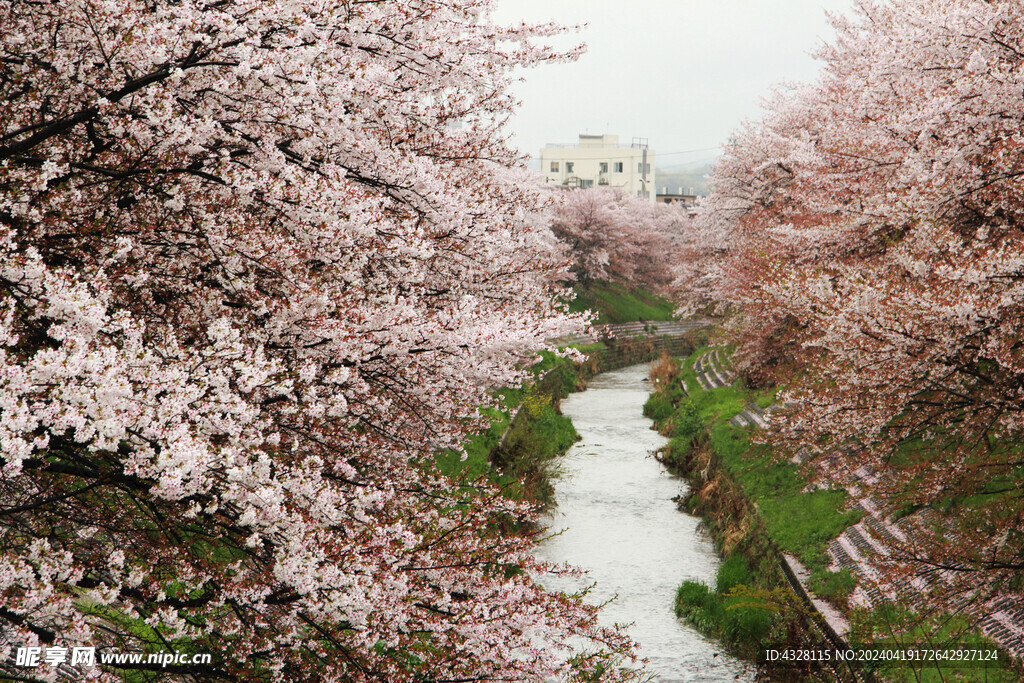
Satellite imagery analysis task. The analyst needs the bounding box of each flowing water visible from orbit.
[539,364,755,682]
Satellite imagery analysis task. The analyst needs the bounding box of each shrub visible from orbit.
[716,554,752,594]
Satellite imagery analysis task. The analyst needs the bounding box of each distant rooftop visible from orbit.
[545,134,651,150]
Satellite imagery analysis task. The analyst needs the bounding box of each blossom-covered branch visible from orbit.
[700,0,1024,612]
[0,1,639,680]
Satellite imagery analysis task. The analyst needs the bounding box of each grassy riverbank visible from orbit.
[434,349,600,504]
[568,281,676,324]
[645,348,1019,681]
[436,331,700,506]
[645,351,847,674]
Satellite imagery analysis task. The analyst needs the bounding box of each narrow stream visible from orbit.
[539,364,755,682]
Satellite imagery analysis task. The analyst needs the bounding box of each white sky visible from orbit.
[492,0,858,168]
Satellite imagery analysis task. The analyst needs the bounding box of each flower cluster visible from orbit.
[699,0,1024,609]
[548,187,685,292]
[0,1,636,680]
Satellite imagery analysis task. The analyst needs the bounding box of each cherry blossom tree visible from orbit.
[0,0,640,680]
[666,199,733,318]
[702,0,1024,611]
[548,187,683,293]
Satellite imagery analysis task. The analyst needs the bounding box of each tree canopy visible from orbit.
[0,1,638,680]
[697,0,1024,613]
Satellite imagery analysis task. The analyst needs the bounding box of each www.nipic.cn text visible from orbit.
[13,646,213,669]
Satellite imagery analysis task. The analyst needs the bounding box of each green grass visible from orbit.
[649,345,1022,680]
[651,347,860,574]
[434,354,586,504]
[809,567,857,604]
[848,605,1018,682]
[487,387,579,503]
[434,404,511,482]
[710,421,862,572]
[568,280,676,324]
[530,347,600,399]
[674,556,776,657]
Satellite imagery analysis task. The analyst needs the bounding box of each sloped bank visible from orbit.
[648,347,1020,683]
[645,351,867,682]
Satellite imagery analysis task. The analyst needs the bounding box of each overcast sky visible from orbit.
[492,0,858,169]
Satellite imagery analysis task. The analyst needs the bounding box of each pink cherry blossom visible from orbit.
[0,1,638,680]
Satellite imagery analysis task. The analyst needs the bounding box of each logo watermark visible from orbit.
[14,646,212,669]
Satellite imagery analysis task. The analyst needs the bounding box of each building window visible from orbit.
[566,162,574,174]
[637,163,651,174]
[599,162,608,173]
[613,162,623,173]
[581,179,594,188]
[550,161,560,172]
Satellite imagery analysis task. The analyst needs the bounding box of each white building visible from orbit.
[540,134,655,202]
